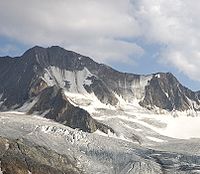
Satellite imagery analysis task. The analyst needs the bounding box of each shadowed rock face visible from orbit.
[0,136,82,174]
[140,73,200,111]
[84,75,118,105]
[28,85,114,133]
[29,86,85,132]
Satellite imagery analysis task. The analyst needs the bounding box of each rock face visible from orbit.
[28,86,96,132]
[28,85,114,133]
[140,73,200,111]
[0,46,199,124]
[0,136,82,174]
[0,46,116,133]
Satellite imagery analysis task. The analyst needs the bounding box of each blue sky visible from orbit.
[0,0,200,91]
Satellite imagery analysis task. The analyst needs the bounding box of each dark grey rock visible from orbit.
[140,73,200,111]
[0,136,82,174]
[28,85,114,133]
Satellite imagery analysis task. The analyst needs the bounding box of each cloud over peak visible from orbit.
[0,0,143,63]
[1,0,200,82]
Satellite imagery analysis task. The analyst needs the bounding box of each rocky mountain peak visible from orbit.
[20,45,96,71]
[0,46,200,133]
[140,72,200,111]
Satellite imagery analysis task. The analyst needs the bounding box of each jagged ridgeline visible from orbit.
[0,46,200,132]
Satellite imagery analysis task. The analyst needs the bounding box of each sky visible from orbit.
[0,0,200,91]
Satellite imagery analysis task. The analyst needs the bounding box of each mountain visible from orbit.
[0,46,200,174]
[0,46,199,134]
[140,72,200,111]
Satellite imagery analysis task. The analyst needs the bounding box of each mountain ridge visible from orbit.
[0,46,200,133]
[1,46,200,174]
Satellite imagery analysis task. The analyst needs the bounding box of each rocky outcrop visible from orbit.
[28,85,114,133]
[140,73,200,111]
[84,75,118,105]
[0,136,82,174]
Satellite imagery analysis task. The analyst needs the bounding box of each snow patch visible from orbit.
[5,143,9,150]
[164,92,169,98]
[83,78,92,86]
[64,91,115,114]
[0,94,5,107]
[0,161,2,174]
[146,136,165,143]
[135,128,143,132]
[115,93,127,109]
[17,97,39,112]
[94,130,108,137]
[131,75,152,100]
[186,97,200,111]
[42,66,93,94]
[159,114,200,139]
[3,111,25,115]
[155,74,160,78]
[40,109,51,117]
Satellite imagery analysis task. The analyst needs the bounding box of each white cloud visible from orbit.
[1,0,200,82]
[68,38,144,64]
[131,0,200,81]
[0,44,18,56]
[0,0,143,64]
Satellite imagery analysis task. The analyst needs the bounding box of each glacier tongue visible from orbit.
[0,112,200,174]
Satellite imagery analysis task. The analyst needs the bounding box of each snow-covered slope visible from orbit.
[42,66,93,93]
[67,90,200,143]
